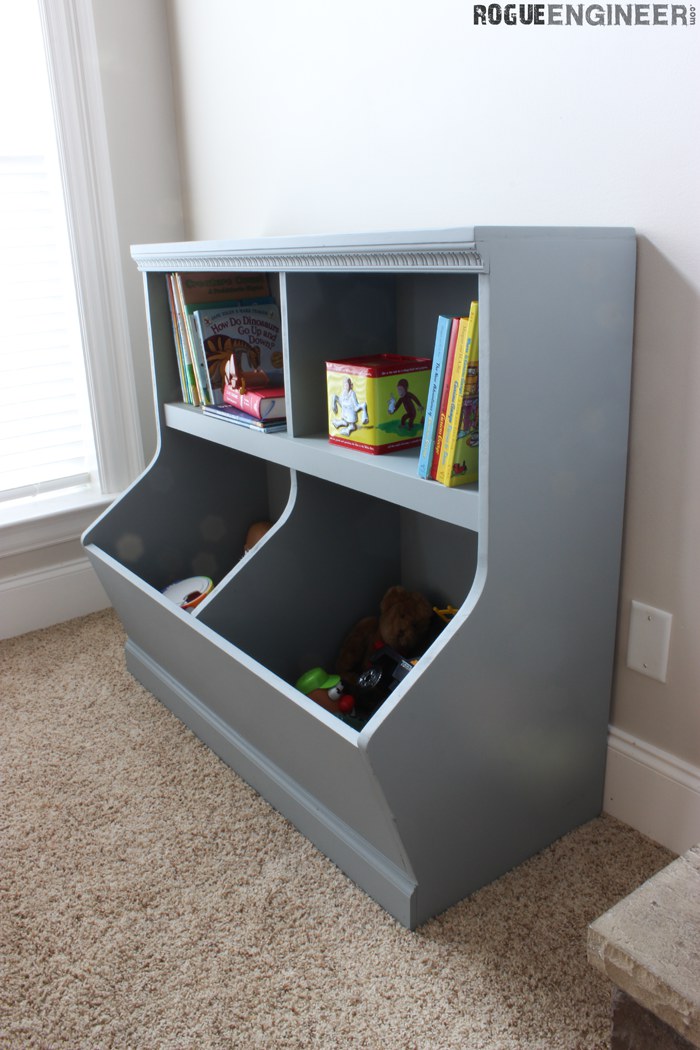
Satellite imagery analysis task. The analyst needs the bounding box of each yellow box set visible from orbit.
[326,354,431,455]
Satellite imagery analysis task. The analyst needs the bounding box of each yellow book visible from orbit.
[435,302,479,486]
[445,312,479,487]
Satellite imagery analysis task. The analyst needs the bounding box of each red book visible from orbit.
[222,383,286,420]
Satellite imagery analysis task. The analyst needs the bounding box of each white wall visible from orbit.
[166,0,700,850]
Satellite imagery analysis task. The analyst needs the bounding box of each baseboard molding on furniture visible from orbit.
[0,556,110,640]
[125,639,419,928]
[604,726,700,856]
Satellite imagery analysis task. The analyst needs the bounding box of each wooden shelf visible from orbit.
[84,227,637,928]
[164,402,480,530]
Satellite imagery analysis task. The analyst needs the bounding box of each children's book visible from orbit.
[429,316,463,479]
[222,383,286,420]
[177,271,271,309]
[201,404,287,432]
[417,315,453,479]
[444,312,479,487]
[193,303,284,404]
[168,274,201,405]
[166,274,192,404]
[435,302,479,486]
[174,272,274,405]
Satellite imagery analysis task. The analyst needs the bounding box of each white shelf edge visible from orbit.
[163,402,479,531]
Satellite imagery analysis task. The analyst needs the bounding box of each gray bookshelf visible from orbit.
[83,227,637,928]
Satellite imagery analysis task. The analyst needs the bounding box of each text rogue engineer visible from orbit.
[473,2,691,22]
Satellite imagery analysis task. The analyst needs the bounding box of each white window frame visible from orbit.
[0,0,144,556]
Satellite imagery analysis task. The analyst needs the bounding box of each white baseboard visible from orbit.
[604,726,700,855]
[0,556,111,640]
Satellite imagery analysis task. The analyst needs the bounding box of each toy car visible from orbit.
[353,643,415,716]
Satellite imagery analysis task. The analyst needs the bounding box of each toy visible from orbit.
[296,667,354,716]
[162,575,213,611]
[326,355,431,455]
[335,585,434,685]
[243,519,271,555]
[352,643,416,713]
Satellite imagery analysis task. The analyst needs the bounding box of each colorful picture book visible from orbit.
[418,314,458,479]
[166,271,278,406]
[417,302,479,488]
[429,317,463,480]
[195,303,283,404]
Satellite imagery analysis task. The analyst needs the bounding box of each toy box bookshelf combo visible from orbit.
[83,228,636,929]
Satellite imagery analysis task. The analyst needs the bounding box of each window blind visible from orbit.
[0,1,97,506]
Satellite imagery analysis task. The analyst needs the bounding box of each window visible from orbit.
[0,0,144,550]
[0,1,97,505]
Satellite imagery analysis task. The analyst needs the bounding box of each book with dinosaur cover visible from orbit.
[168,271,274,404]
[194,303,284,404]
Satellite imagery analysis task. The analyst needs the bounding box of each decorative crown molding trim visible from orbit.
[132,246,485,274]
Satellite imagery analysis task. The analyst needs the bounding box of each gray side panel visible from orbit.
[363,229,637,924]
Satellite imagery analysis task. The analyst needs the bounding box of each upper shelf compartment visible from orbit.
[132,230,487,531]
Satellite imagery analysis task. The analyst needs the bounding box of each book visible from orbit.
[222,383,286,420]
[165,274,191,404]
[444,312,479,487]
[435,301,479,486]
[175,273,214,404]
[171,272,274,406]
[429,316,463,479]
[194,303,284,403]
[445,379,478,486]
[201,404,287,432]
[177,271,272,309]
[168,274,201,405]
[417,314,453,479]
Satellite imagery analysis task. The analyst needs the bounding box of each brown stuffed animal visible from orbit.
[335,585,433,684]
[243,520,271,555]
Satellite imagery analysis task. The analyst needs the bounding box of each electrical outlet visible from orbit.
[626,601,672,683]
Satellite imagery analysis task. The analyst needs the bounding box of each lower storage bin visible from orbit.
[83,534,421,927]
[83,430,290,596]
[197,472,478,714]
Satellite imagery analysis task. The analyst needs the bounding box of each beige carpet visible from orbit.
[1,610,672,1049]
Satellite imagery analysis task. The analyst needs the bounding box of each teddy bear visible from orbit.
[335,585,434,686]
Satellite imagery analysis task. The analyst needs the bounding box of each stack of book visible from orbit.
[166,272,286,433]
[417,302,479,487]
